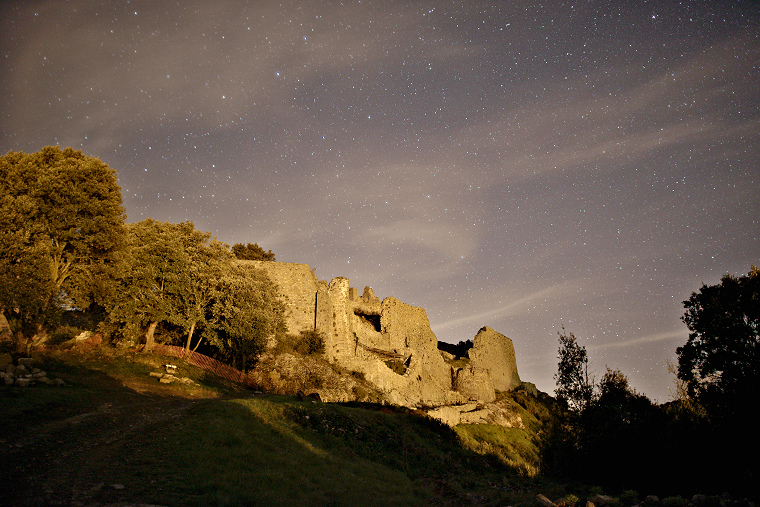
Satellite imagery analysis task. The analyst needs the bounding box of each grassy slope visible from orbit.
[1,348,560,506]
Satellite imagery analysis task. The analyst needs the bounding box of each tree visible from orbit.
[0,146,126,342]
[676,267,760,496]
[578,368,664,492]
[207,261,286,371]
[677,266,760,415]
[554,327,594,412]
[231,242,275,261]
[170,226,231,352]
[104,219,229,352]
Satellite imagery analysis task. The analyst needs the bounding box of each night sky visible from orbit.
[2,1,758,401]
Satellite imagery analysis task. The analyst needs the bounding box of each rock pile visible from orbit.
[0,355,65,387]
[148,364,197,385]
[536,492,756,507]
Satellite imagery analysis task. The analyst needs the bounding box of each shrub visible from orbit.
[50,325,83,345]
[293,329,325,356]
[620,490,639,507]
[384,359,406,375]
[662,497,687,507]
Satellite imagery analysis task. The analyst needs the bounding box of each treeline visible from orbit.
[544,268,760,498]
[0,146,282,370]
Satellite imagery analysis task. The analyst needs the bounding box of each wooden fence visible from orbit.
[150,344,258,388]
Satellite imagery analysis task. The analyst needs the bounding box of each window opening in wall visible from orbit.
[354,310,381,332]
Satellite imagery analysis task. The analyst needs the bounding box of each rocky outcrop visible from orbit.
[426,397,525,427]
[249,261,522,412]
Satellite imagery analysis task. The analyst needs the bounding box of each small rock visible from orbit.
[537,494,559,507]
[149,372,164,378]
[589,495,615,507]
[15,378,33,387]
[17,357,35,368]
[111,483,125,490]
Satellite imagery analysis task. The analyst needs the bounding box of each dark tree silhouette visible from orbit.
[231,242,275,261]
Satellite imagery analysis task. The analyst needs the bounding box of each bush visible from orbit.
[620,490,639,507]
[384,359,406,375]
[293,329,325,356]
[662,497,687,507]
[50,325,83,345]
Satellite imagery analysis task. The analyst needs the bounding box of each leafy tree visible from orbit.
[171,227,231,352]
[104,219,229,352]
[207,261,286,371]
[676,267,760,495]
[578,368,664,492]
[231,242,275,261]
[677,266,760,416]
[554,327,594,412]
[0,146,126,342]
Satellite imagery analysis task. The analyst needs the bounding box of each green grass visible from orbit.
[103,398,425,506]
[455,423,541,476]
[1,349,555,506]
[85,396,546,506]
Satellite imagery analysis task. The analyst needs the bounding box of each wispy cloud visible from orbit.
[587,329,687,353]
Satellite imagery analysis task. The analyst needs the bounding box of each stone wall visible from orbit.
[248,260,320,333]
[251,261,521,408]
[468,326,521,392]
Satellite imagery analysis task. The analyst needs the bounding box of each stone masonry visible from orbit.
[249,260,521,409]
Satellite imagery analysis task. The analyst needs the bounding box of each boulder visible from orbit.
[537,494,559,507]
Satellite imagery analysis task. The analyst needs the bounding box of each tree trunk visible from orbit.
[185,321,196,350]
[143,321,158,353]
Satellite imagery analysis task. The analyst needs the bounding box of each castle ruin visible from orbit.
[250,260,522,411]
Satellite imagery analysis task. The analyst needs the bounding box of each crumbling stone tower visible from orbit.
[249,260,521,408]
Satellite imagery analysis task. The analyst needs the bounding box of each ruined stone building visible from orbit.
[250,260,522,410]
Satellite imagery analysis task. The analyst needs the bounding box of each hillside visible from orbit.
[1,346,558,506]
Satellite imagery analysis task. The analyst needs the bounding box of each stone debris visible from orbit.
[149,371,197,385]
[0,356,66,387]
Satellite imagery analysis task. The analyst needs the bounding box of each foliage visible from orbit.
[207,261,286,371]
[50,325,83,345]
[677,266,760,418]
[662,497,688,507]
[103,219,231,353]
[293,329,325,356]
[231,242,275,261]
[274,329,326,357]
[619,490,639,507]
[0,146,126,341]
[577,368,665,492]
[553,327,594,413]
[675,266,760,496]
